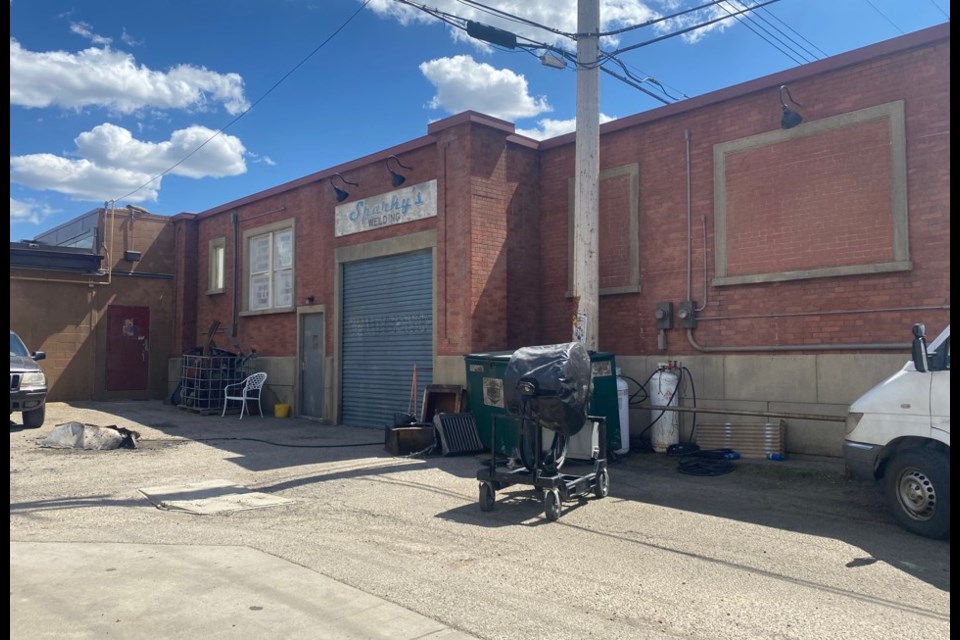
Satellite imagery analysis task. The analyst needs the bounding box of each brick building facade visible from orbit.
[14,25,947,458]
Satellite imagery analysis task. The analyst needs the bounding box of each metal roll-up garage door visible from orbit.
[341,250,433,428]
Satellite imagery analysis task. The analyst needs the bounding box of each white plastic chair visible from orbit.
[222,372,268,419]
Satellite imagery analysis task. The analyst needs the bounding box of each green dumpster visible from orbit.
[464,350,622,457]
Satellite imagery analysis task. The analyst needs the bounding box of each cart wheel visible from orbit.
[544,489,562,521]
[479,482,496,512]
[594,468,610,499]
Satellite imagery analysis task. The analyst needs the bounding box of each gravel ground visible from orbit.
[10,401,950,640]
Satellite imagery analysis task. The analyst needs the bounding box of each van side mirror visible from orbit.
[32,351,46,362]
[911,323,928,373]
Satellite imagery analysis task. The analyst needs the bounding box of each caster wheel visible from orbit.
[544,489,561,521]
[479,482,495,512]
[594,468,610,498]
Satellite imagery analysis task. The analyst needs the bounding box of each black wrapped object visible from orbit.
[504,342,592,436]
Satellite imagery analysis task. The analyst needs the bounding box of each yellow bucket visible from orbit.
[273,403,291,418]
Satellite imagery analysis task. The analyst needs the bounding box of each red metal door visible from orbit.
[106,305,150,391]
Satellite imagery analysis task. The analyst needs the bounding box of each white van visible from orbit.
[844,323,950,539]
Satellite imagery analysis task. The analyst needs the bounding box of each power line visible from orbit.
[110,0,372,204]
[927,0,949,20]
[754,1,828,58]
[861,0,906,35]
[728,0,821,61]
[452,0,574,39]
[717,0,811,65]
[597,0,727,37]
[399,0,699,106]
[610,0,781,56]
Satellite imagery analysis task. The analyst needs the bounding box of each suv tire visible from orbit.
[22,405,45,429]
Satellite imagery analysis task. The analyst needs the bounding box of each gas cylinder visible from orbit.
[650,364,680,453]
[615,368,630,455]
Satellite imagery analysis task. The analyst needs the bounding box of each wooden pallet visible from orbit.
[695,420,786,459]
[178,404,231,416]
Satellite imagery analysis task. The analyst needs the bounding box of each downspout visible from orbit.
[104,200,115,286]
[685,129,692,302]
[685,130,709,312]
[231,209,239,338]
[697,216,708,311]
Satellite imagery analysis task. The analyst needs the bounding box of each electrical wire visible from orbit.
[753,3,828,58]
[396,0,687,107]
[452,0,575,39]
[730,0,824,61]
[597,1,728,37]
[610,0,781,56]
[717,0,812,65]
[927,0,949,20]
[108,0,372,205]
[860,0,906,35]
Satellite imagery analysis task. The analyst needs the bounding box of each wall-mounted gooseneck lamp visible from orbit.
[386,155,413,188]
[779,84,803,130]
[331,173,358,202]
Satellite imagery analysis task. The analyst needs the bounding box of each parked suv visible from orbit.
[10,330,47,428]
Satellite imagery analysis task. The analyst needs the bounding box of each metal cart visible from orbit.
[475,342,610,521]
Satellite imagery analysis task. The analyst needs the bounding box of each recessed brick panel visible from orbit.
[598,173,631,289]
[723,119,894,276]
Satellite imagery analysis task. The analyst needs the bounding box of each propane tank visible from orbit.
[650,363,680,453]
[615,368,630,455]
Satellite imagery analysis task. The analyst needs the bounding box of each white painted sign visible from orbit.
[335,179,437,237]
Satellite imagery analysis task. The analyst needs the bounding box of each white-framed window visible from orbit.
[244,221,294,312]
[207,237,226,294]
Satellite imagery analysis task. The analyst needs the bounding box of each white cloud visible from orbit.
[10,123,248,203]
[248,152,277,166]
[516,113,617,140]
[420,55,551,121]
[10,197,56,226]
[74,123,247,178]
[9,38,251,115]
[69,21,112,46]
[10,154,160,202]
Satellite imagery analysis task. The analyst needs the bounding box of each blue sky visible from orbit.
[9,0,950,242]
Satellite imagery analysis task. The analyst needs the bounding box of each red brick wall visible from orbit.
[724,119,894,275]
[537,35,950,354]
[435,127,473,356]
[179,34,949,363]
[191,148,443,358]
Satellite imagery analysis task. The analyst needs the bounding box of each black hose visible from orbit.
[680,365,698,444]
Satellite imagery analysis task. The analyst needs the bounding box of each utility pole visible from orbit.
[572,0,600,351]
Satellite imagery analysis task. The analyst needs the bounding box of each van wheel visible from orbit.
[22,405,45,429]
[884,449,950,539]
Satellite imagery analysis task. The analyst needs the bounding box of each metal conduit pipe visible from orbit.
[10,275,108,286]
[687,328,910,353]
[637,403,846,423]
[691,304,949,322]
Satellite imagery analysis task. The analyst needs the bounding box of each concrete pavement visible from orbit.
[11,540,477,639]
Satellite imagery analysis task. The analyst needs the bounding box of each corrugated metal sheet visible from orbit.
[695,420,787,459]
[341,250,433,428]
